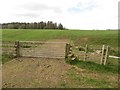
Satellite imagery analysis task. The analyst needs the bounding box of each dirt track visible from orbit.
[2,58,73,88]
[2,39,73,88]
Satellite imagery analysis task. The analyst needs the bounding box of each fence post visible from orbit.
[65,43,70,58]
[84,44,88,61]
[100,45,105,64]
[104,46,110,65]
[15,40,20,57]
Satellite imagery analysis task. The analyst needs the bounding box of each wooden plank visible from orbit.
[109,55,120,59]
[21,55,65,59]
[2,44,15,47]
[100,45,105,64]
[15,40,20,57]
[20,41,67,44]
[104,46,110,65]
[84,44,88,61]
[65,43,70,58]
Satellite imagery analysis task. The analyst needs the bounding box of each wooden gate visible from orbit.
[15,41,67,59]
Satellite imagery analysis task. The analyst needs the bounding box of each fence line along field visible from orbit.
[2,29,119,88]
[2,29,119,57]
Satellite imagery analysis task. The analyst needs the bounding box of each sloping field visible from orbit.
[2,29,118,48]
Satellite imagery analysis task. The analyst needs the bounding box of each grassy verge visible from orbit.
[2,53,15,64]
[65,59,118,88]
[66,67,118,88]
[66,59,118,74]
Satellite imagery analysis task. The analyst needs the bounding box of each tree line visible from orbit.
[1,21,66,30]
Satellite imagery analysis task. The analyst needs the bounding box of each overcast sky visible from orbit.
[0,0,119,29]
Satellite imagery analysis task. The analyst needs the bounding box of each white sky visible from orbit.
[0,0,119,29]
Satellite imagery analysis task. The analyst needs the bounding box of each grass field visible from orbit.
[2,29,119,57]
[2,29,118,48]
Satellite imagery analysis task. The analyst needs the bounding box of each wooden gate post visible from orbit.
[100,45,105,64]
[84,44,88,61]
[65,43,70,58]
[104,46,110,65]
[15,40,20,57]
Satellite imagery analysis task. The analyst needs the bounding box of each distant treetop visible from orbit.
[2,21,66,30]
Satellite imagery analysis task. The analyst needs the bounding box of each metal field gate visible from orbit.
[17,41,67,59]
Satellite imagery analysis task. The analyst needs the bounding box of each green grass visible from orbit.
[66,68,114,88]
[2,29,118,49]
[65,59,118,88]
[2,53,15,64]
[66,59,118,74]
